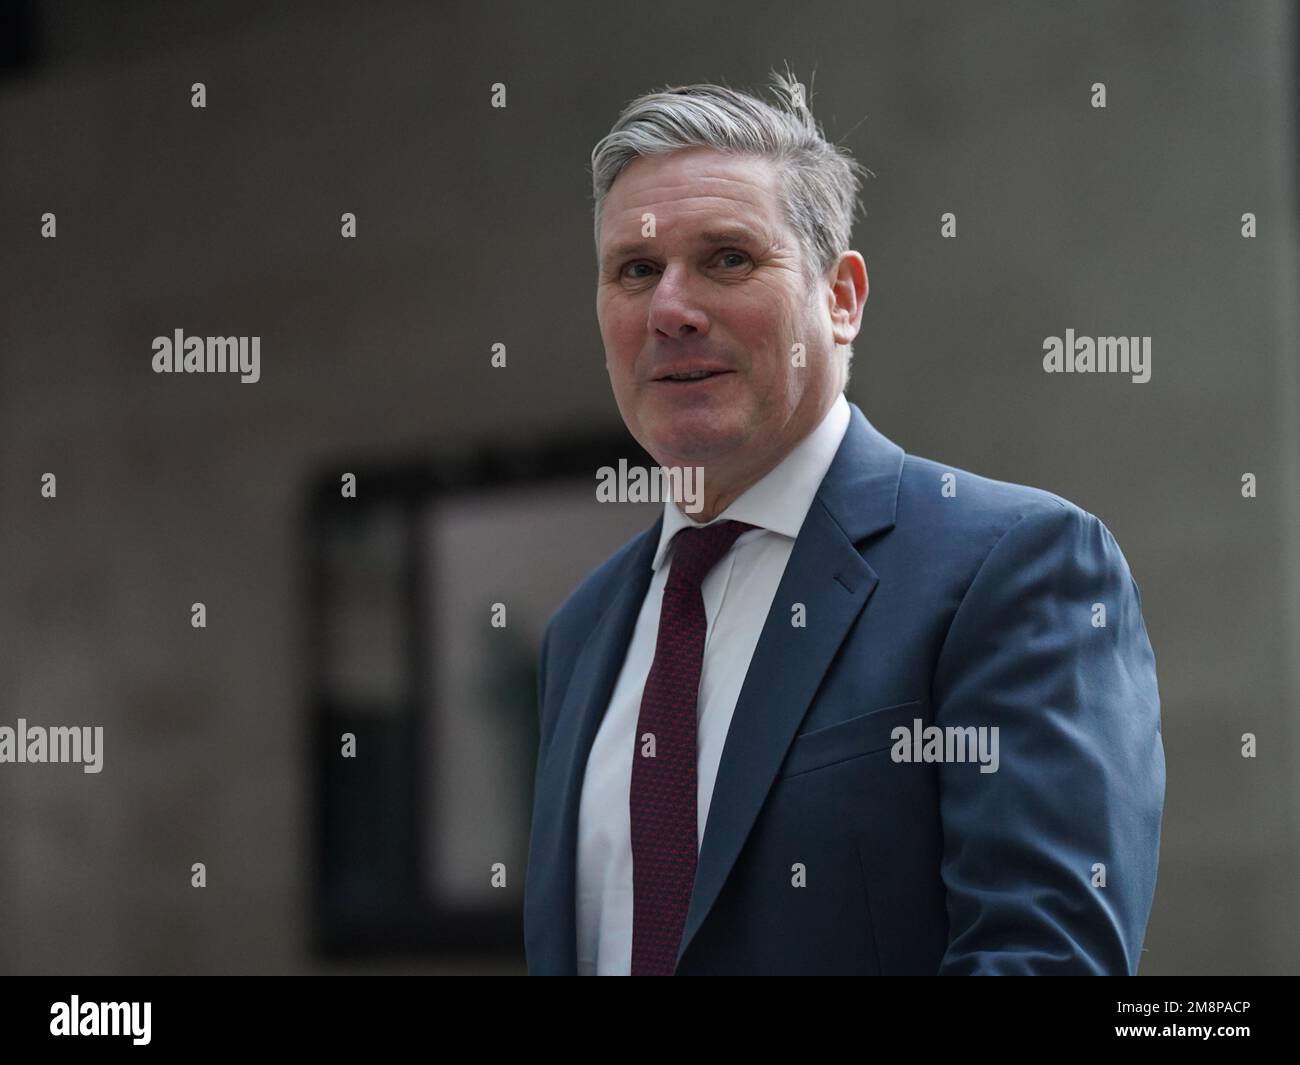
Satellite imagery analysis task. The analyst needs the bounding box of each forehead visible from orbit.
[598,148,785,254]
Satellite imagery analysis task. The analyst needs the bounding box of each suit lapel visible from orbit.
[675,402,905,967]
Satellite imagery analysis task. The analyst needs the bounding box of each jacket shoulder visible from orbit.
[898,451,1087,535]
[891,452,1118,578]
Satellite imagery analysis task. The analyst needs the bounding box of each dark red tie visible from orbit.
[629,519,754,975]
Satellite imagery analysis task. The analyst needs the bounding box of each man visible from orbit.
[524,71,1165,975]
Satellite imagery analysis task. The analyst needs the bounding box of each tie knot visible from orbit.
[666,519,755,590]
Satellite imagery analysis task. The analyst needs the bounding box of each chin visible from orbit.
[645,413,748,466]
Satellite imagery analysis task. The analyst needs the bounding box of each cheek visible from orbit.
[739,305,795,374]
[599,312,637,371]
[609,336,639,379]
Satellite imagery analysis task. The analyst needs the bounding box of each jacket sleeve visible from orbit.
[931,501,1165,974]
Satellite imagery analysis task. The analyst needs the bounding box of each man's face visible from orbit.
[596,147,858,480]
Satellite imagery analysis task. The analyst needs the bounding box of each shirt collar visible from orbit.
[650,392,851,571]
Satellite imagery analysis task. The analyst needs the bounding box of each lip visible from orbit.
[654,373,734,388]
[652,366,736,382]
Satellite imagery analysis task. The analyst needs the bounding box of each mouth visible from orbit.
[654,369,736,385]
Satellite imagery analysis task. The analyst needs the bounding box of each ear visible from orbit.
[826,252,868,346]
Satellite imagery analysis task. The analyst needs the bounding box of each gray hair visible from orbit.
[590,66,871,380]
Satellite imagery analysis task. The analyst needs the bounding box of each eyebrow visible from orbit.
[601,227,767,267]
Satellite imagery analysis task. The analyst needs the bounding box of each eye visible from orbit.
[617,250,751,280]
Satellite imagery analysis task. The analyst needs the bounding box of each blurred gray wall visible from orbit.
[0,0,1295,973]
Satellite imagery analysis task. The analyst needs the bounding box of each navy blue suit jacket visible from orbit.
[524,402,1165,974]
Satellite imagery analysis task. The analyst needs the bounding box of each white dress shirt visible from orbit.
[575,393,851,975]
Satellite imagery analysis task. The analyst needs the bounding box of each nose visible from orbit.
[646,263,710,341]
